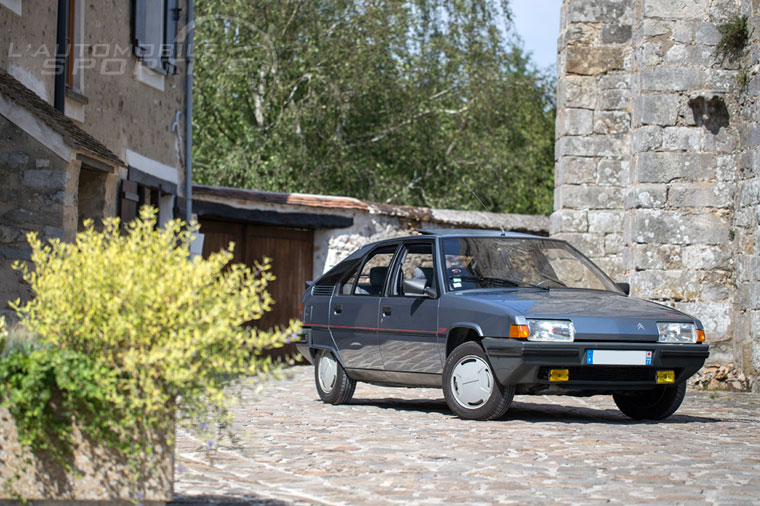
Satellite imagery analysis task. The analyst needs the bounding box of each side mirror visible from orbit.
[403,278,436,297]
[616,282,630,296]
[305,280,314,290]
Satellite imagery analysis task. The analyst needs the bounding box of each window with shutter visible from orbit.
[133,0,179,74]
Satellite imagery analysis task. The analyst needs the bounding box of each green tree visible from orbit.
[193,0,555,215]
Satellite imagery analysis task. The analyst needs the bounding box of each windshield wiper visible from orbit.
[450,275,549,290]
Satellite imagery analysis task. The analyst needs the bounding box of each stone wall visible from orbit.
[0,116,76,322]
[554,0,760,387]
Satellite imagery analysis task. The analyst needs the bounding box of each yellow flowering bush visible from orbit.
[2,207,296,487]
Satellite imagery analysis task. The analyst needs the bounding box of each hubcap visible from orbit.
[318,354,338,392]
[450,355,493,409]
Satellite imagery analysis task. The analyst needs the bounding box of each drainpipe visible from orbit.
[54,0,67,112]
[184,0,194,222]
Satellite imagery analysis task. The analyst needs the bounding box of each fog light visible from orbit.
[549,369,569,382]
[656,370,675,384]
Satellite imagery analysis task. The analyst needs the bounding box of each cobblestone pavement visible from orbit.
[172,365,760,505]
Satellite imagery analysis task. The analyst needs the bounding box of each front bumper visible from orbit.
[482,338,709,390]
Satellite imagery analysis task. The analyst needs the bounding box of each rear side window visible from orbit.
[353,246,396,296]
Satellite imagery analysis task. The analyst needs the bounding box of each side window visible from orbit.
[340,265,360,295]
[353,246,396,296]
[394,243,435,296]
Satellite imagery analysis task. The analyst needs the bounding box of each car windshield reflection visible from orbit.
[441,237,622,293]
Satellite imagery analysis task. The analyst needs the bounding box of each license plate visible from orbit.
[586,350,652,366]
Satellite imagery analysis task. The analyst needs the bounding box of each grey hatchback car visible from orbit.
[296,230,709,421]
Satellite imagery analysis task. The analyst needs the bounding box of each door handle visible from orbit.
[382,306,392,316]
[333,304,342,314]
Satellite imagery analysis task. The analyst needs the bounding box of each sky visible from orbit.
[510,0,562,71]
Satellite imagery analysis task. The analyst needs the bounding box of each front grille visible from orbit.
[537,366,680,383]
[312,285,335,296]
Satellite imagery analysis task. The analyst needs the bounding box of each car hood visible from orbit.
[454,289,699,342]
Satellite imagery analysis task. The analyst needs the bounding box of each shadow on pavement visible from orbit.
[346,397,720,424]
[170,495,288,506]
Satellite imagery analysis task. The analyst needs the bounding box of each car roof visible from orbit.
[416,228,548,239]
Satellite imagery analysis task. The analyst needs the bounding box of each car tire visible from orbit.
[613,382,686,420]
[314,350,356,404]
[442,341,514,420]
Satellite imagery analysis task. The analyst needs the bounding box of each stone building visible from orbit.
[553,0,760,386]
[0,0,189,321]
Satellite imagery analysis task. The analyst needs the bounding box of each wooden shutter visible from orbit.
[163,0,179,74]
[120,180,139,224]
[133,0,148,58]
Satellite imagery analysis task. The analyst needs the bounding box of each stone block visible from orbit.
[0,151,30,170]
[662,126,703,151]
[599,73,631,90]
[740,179,760,206]
[567,46,625,76]
[631,269,701,300]
[22,169,68,190]
[596,159,628,186]
[625,185,668,208]
[559,135,628,159]
[695,22,722,46]
[639,67,702,92]
[566,0,631,23]
[704,69,740,92]
[704,128,739,153]
[672,21,695,43]
[629,209,730,245]
[642,19,671,37]
[593,111,630,134]
[558,156,597,184]
[602,24,633,43]
[561,23,600,46]
[635,93,680,126]
[664,44,714,67]
[629,243,683,270]
[558,185,625,210]
[632,126,663,152]
[599,88,631,110]
[682,245,732,270]
[552,232,606,258]
[604,233,624,254]
[557,108,594,136]
[634,152,716,183]
[668,182,733,208]
[588,210,623,234]
[550,209,589,233]
[557,76,597,109]
[636,41,666,67]
[643,0,709,19]
[699,272,733,302]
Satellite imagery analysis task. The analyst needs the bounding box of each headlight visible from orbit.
[527,320,574,342]
[657,322,698,343]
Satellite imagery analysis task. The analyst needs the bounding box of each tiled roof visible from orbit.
[193,185,369,211]
[0,67,124,167]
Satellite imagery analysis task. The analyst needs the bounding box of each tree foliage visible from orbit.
[193,0,555,215]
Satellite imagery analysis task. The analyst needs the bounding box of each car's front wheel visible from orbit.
[442,341,514,420]
[314,350,356,404]
[613,382,686,420]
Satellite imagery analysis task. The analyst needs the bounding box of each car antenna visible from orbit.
[462,179,507,237]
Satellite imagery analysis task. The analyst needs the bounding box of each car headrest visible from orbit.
[413,267,434,283]
[369,266,388,287]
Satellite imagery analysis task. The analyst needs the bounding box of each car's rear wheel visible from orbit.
[443,341,514,420]
[613,382,686,420]
[314,350,356,404]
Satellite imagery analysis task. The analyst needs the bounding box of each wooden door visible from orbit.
[200,220,313,359]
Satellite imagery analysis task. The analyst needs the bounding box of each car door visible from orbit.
[328,244,397,370]
[378,241,443,374]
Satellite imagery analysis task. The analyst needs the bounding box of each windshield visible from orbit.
[441,237,622,293]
